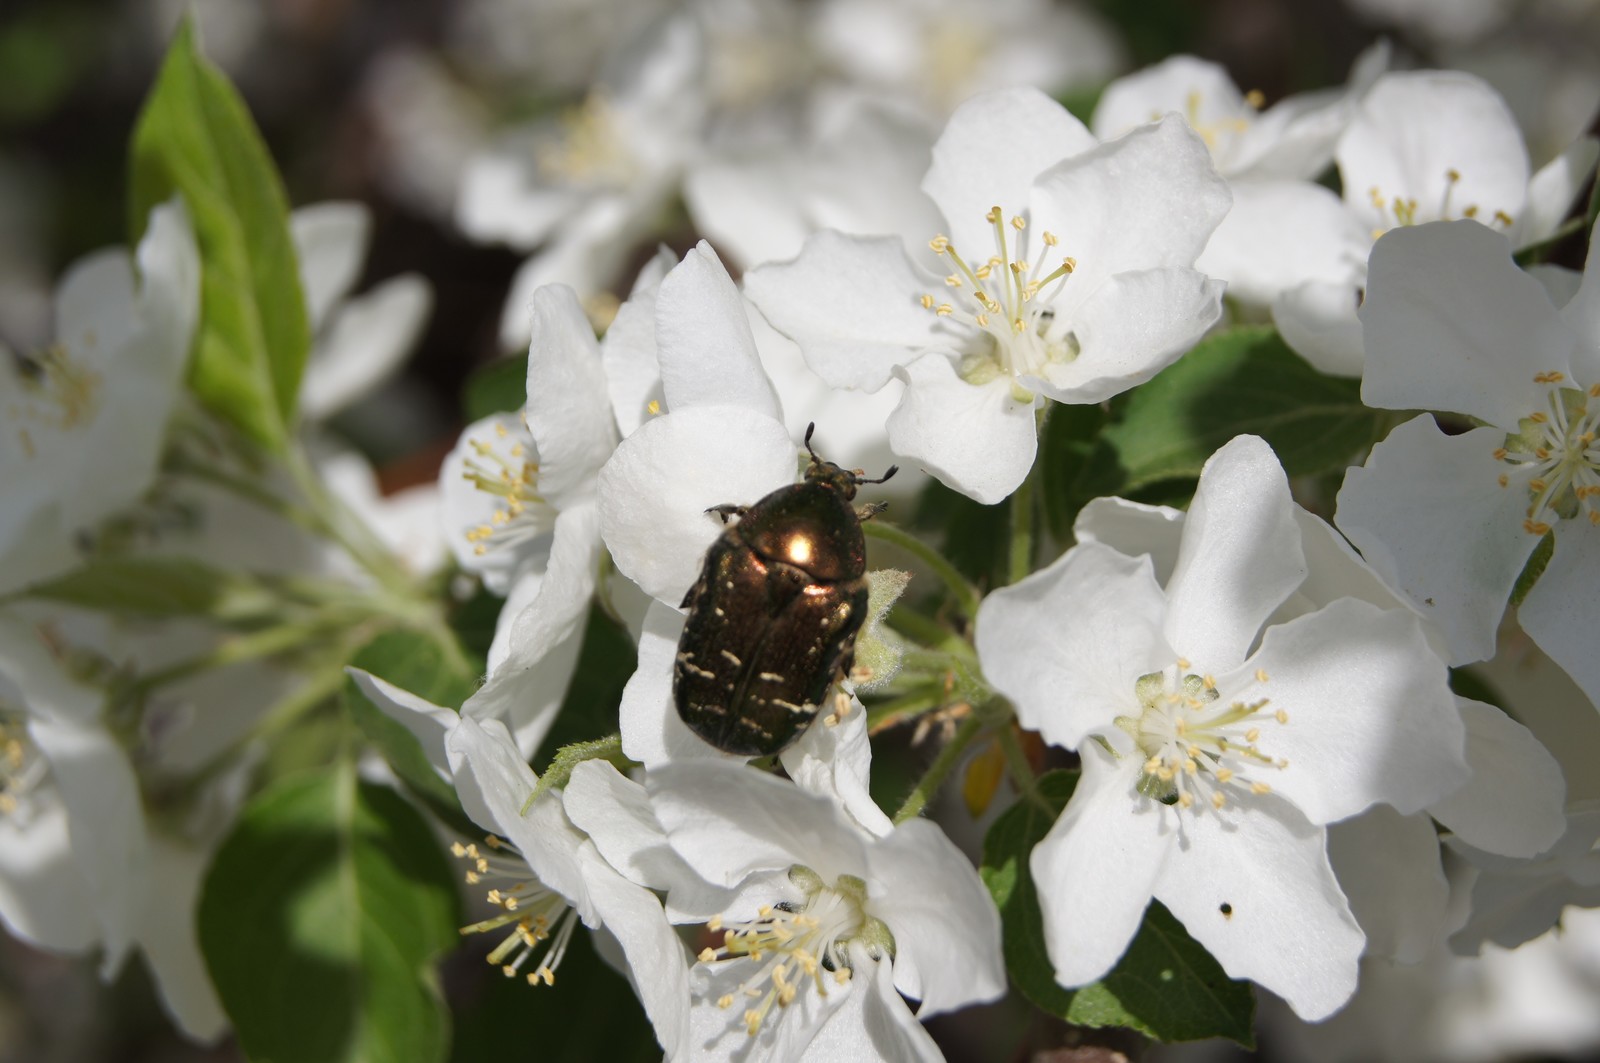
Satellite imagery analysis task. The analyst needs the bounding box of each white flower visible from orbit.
[1335,218,1600,705]
[291,202,432,421]
[0,201,199,594]
[459,14,707,348]
[811,0,1126,119]
[352,671,694,1058]
[642,710,1004,1059]
[1271,70,1599,375]
[1073,475,1568,964]
[439,283,618,753]
[976,435,1469,1018]
[746,88,1229,503]
[1091,48,1387,310]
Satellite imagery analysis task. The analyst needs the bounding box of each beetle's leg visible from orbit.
[706,503,748,524]
[855,501,889,522]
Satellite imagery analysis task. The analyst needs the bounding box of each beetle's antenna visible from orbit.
[858,464,899,485]
[803,422,820,463]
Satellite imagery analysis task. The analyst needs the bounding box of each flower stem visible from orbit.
[864,521,981,619]
[995,721,1050,812]
[1008,461,1036,586]
[892,713,985,824]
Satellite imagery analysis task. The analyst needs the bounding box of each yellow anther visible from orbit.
[1244,89,1265,109]
[920,294,936,309]
[1042,231,1059,247]
[1254,668,1269,683]
[1211,791,1227,809]
[1010,215,1025,230]
[1250,781,1272,795]
[1274,709,1288,724]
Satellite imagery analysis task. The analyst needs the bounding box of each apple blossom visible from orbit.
[746,88,1230,503]
[1336,219,1600,705]
[977,435,1469,1018]
[641,710,1004,1059]
[0,201,199,594]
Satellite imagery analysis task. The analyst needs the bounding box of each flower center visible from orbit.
[5,344,104,461]
[921,207,1079,396]
[459,420,556,558]
[1495,376,1600,535]
[1366,168,1514,240]
[538,93,635,188]
[697,865,895,1037]
[1180,87,1263,162]
[0,711,46,823]
[453,837,580,986]
[1115,660,1288,812]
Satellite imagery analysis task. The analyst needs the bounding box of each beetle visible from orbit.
[674,424,897,756]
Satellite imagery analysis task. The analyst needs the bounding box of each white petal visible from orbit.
[682,153,810,271]
[0,613,105,727]
[1092,55,1245,144]
[597,405,796,604]
[1037,268,1225,405]
[290,201,370,332]
[525,285,618,506]
[656,242,780,420]
[1231,599,1467,822]
[1339,71,1528,233]
[444,716,595,920]
[28,715,147,976]
[1360,220,1574,425]
[347,667,456,777]
[1327,807,1450,963]
[886,354,1037,505]
[847,955,945,1063]
[618,600,737,770]
[1335,417,1539,664]
[647,760,871,889]
[1519,518,1600,709]
[781,707,893,839]
[1520,135,1600,246]
[1031,115,1231,294]
[0,799,95,954]
[1071,497,1185,583]
[1195,180,1368,307]
[463,503,600,753]
[299,273,431,420]
[743,231,946,393]
[1031,743,1170,987]
[138,835,228,1041]
[869,819,1005,1016]
[922,87,1096,258]
[806,100,943,256]
[1430,698,1567,857]
[1154,796,1363,1021]
[602,247,675,439]
[573,841,693,1061]
[563,760,727,914]
[1562,216,1600,382]
[1271,280,1366,378]
[496,193,654,349]
[977,542,1170,750]
[456,149,574,250]
[1163,435,1306,671]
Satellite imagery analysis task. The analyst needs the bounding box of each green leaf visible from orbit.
[981,770,1255,1045]
[1038,401,1112,543]
[129,17,310,450]
[199,767,461,1063]
[462,353,529,422]
[1099,326,1384,493]
[16,555,278,622]
[350,628,481,710]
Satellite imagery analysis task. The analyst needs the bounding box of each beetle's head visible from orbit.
[802,422,898,500]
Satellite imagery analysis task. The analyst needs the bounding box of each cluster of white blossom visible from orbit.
[3,3,1600,1061]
